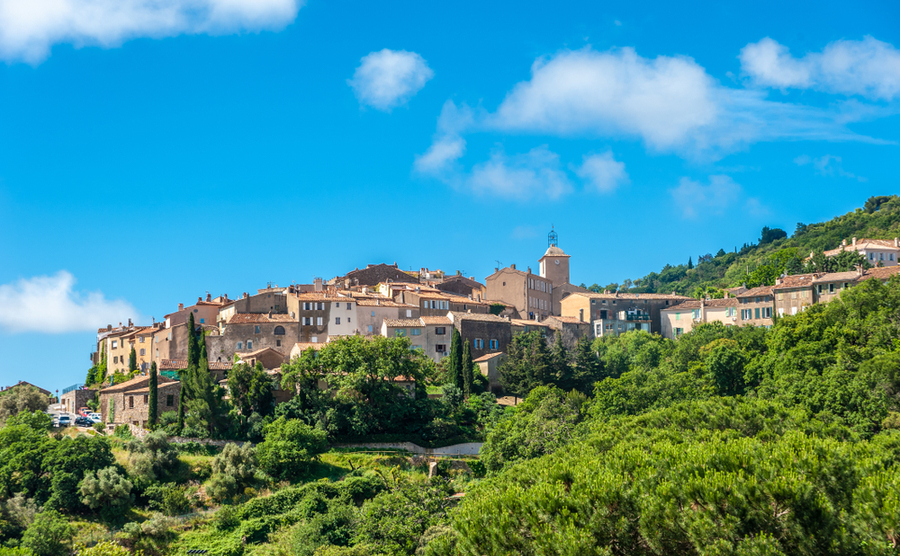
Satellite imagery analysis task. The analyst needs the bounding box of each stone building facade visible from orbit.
[448,312,512,360]
[338,263,419,287]
[561,292,690,338]
[395,288,491,317]
[99,375,180,427]
[773,274,816,317]
[813,270,863,304]
[60,387,97,415]
[660,297,739,339]
[206,313,299,364]
[436,274,486,300]
[356,298,418,336]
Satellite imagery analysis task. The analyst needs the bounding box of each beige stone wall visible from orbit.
[774,288,813,317]
[100,383,180,426]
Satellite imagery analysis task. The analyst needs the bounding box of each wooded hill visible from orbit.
[584,195,900,297]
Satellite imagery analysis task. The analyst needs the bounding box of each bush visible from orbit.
[117,514,175,554]
[206,443,261,502]
[76,541,138,556]
[257,417,328,481]
[127,430,178,483]
[143,483,192,516]
[79,467,133,521]
[20,510,73,556]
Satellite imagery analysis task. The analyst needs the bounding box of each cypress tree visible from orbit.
[187,313,199,369]
[128,347,137,373]
[449,328,463,389]
[462,340,474,397]
[177,367,188,434]
[148,362,158,428]
[687,257,694,270]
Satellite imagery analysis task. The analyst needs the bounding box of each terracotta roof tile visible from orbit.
[356,298,416,308]
[665,298,738,309]
[510,319,551,327]
[420,316,452,325]
[736,286,775,298]
[473,352,506,362]
[383,319,424,327]
[859,266,900,282]
[292,342,329,352]
[236,347,285,359]
[812,271,863,283]
[449,312,509,323]
[773,274,818,290]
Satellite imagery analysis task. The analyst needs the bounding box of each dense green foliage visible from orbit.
[148,362,158,429]
[0,387,49,425]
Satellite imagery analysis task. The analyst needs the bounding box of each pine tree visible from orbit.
[571,335,601,394]
[462,340,474,397]
[148,362,158,429]
[128,347,137,373]
[449,328,463,389]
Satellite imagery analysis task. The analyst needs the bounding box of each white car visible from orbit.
[88,413,102,423]
[55,415,72,427]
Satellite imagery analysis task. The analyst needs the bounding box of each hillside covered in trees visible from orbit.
[584,195,900,297]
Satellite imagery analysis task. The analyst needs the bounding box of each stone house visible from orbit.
[236,347,287,370]
[543,315,593,347]
[734,286,775,326]
[99,374,180,427]
[285,292,359,342]
[1,381,52,398]
[206,313,299,364]
[394,287,491,317]
[338,263,419,288]
[217,289,288,328]
[485,265,554,321]
[561,292,691,338]
[858,266,900,284]
[660,297,739,339]
[813,270,863,304]
[773,274,817,317]
[382,318,426,352]
[381,316,453,363]
[474,352,507,394]
[822,237,900,267]
[165,294,229,329]
[60,387,97,415]
[448,312,511,360]
[356,298,419,336]
[436,274,486,300]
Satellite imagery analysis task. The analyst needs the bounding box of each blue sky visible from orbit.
[1,0,898,392]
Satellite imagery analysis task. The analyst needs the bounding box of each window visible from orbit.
[763,307,772,318]
[335,317,341,325]
[870,253,875,260]
[755,308,760,319]
[395,329,406,337]
[276,339,281,347]
[829,283,835,294]
[406,310,412,318]
[200,318,205,323]
[274,326,285,335]
[436,344,447,352]
[692,309,700,319]
[303,317,311,325]
[143,395,148,404]
[435,327,446,335]
[113,356,119,364]
[368,325,373,333]
[475,339,483,349]
[112,340,118,349]
[166,395,174,406]
[675,327,683,337]
[411,329,422,336]
[139,337,144,343]
[236,342,242,349]
[140,349,145,356]
[317,317,323,326]
[246,340,253,350]
[675,312,680,320]
[817,284,822,294]
[129,396,134,409]
[347,303,352,310]
[489,339,498,349]
[312,336,318,343]
[881,253,885,261]
[892,254,896,261]
[371,311,375,317]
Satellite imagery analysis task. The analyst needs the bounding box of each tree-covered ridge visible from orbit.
[584,195,900,296]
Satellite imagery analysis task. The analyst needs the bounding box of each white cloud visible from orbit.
[794,154,867,182]
[0,271,140,333]
[0,0,303,63]
[574,151,628,193]
[669,175,743,219]
[740,36,900,100]
[490,48,720,152]
[348,49,434,111]
[413,101,474,175]
[467,146,573,201]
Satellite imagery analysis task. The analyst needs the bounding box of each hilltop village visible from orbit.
[50,229,897,430]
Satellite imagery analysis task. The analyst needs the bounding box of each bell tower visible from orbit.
[539,227,570,286]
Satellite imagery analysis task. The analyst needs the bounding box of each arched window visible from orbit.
[274,326,285,336]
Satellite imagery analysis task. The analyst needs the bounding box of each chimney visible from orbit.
[527,267,532,274]
[857,264,864,277]
[314,278,323,292]
[243,292,249,299]
[198,296,202,303]
[724,291,729,299]
[578,308,584,322]
[700,298,705,322]
[895,238,899,248]
[178,303,184,311]
[842,238,847,246]
[457,270,461,276]
[852,237,857,246]
[510,264,516,270]
[775,277,782,286]
[206,293,211,302]
[107,324,112,331]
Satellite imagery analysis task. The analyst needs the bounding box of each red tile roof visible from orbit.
[227,313,296,324]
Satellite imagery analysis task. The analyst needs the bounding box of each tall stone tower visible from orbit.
[539,228,570,286]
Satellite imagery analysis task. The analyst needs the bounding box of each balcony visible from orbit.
[618,311,651,321]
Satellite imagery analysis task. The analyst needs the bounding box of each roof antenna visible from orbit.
[495,260,503,269]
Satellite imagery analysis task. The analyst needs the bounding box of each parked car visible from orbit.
[79,407,91,417]
[88,413,102,423]
[56,415,71,427]
[74,416,93,427]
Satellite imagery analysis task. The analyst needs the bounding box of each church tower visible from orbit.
[539,227,570,286]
